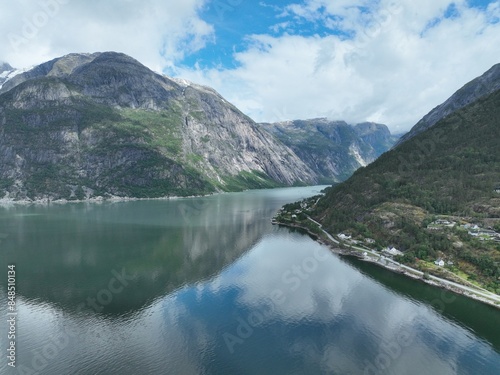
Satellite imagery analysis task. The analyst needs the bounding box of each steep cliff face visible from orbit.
[395,63,500,146]
[259,119,398,183]
[0,52,316,201]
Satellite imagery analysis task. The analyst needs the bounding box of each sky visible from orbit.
[0,0,499,133]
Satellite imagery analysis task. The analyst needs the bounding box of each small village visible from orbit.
[273,196,500,299]
[427,219,500,242]
[275,196,500,256]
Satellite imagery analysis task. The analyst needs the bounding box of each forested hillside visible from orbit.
[312,89,500,291]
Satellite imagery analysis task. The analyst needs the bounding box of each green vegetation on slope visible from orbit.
[117,107,184,155]
[0,89,287,199]
[0,93,213,198]
[214,170,282,191]
[312,90,500,292]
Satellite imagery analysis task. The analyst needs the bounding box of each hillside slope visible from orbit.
[312,89,500,291]
[0,52,316,200]
[396,63,500,146]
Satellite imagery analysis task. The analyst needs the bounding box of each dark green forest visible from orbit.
[312,89,500,291]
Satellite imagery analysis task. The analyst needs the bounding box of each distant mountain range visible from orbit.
[259,119,399,183]
[0,52,398,201]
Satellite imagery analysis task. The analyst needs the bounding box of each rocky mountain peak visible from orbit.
[259,118,399,183]
[0,51,400,201]
[354,122,391,137]
[0,52,182,110]
[0,62,14,72]
[0,52,317,200]
[0,62,16,89]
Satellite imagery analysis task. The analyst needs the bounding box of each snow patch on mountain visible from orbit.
[0,65,31,90]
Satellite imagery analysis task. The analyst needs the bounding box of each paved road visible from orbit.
[307,216,500,304]
[307,217,339,244]
[381,258,500,303]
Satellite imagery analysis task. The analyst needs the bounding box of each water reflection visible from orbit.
[345,257,500,351]
[0,186,499,375]
[160,230,500,375]
[1,189,319,314]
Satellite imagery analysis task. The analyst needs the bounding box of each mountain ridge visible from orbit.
[396,63,500,146]
[309,84,500,291]
[259,118,399,183]
[0,62,17,89]
[0,51,400,201]
[0,52,317,201]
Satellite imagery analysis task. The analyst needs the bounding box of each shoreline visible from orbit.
[0,185,330,207]
[275,220,500,310]
[0,185,332,207]
[0,192,218,207]
[0,185,329,207]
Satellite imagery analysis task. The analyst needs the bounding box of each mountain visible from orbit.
[0,62,13,75]
[259,119,399,183]
[396,63,500,146]
[0,52,316,201]
[353,122,400,155]
[0,62,16,88]
[310,86,500,291]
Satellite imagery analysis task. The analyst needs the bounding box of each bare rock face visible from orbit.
[178,83,316,186]
[259,119,398,183]
[0,52,316,201]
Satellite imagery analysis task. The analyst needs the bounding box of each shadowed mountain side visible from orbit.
[312,88,500,291]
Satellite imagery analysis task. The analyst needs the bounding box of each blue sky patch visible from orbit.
[182,0,499,71]
[444,3,461,19]
[467,0,497,9]
[181,0,349,69]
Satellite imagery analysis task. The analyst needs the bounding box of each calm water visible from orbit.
[0,186,499,375]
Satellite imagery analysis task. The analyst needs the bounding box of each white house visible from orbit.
[383,247,403,256]
[338,233,352,240]
[434,259,445,267]
[463,224,479,230]
[435,219,451,225]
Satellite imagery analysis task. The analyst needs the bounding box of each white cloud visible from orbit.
[175,0,500,133]
[0,0,213,72]
[1,0,499,133]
